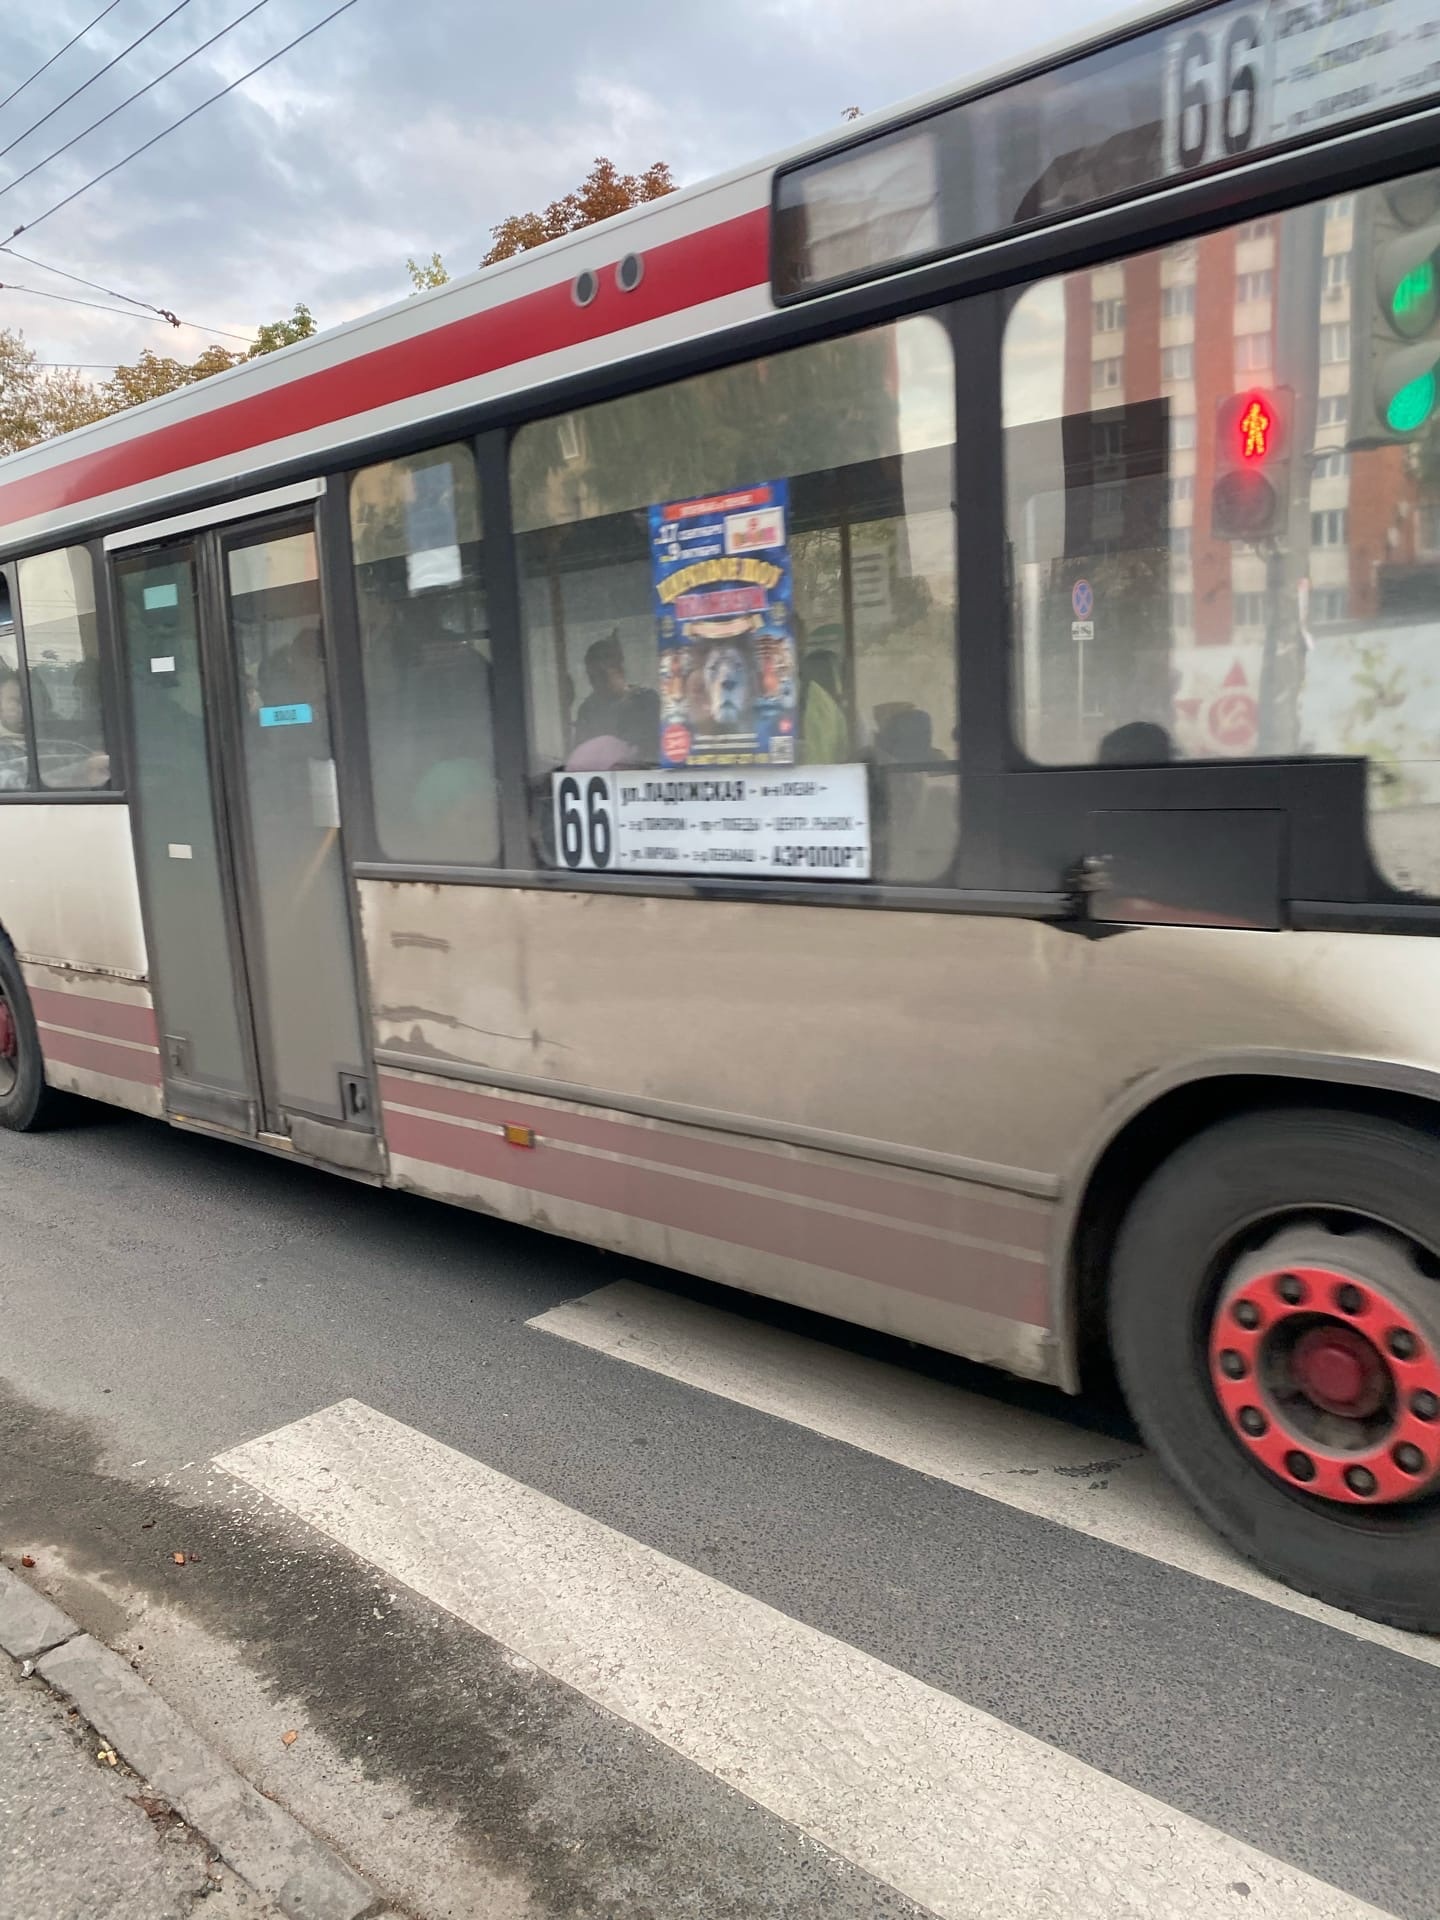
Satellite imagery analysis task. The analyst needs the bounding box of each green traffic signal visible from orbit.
[1387,368,1437,433]
[1393,258,1436,329]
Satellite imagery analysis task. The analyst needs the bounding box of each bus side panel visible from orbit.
[379,1063,1058,1383]
[0,805,163,1117]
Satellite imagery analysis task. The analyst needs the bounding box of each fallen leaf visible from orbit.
[281,1730,299,1748]
[20,1555,35,1569]
[171,1552,186,1566]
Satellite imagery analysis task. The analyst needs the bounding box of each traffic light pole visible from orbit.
[1261,202,1324,756]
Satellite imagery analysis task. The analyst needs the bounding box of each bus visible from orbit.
[3,0,1440,1633]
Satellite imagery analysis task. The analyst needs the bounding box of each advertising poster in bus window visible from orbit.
[651,482,798,768]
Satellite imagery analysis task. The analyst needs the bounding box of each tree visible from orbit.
[0,329,43,457]
[247,302,316,357]
[100,343,243,412]
[406,252,450,293]
[482,156,676,266]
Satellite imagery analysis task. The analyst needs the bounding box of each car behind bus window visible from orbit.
[510,315,958,886]
[349,445,499,866]
[1003,168,1440,898]
[15,547,109,791]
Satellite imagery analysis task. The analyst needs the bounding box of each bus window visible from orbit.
[15,547,108,791]
[1003,167,1440,897]
[511,315,959,885]
[350,445,499,866]
[0,573,28,794]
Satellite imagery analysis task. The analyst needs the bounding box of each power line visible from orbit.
[0,0,275,207]
[0,1,127,117]
[0,277,253,343]
[0,243,256,343]
[0,0,202,165]
[5,0,363,243]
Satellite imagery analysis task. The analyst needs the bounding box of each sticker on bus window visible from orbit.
[259,703,314,729]
[651,480,798,770]
[143,583,179,610]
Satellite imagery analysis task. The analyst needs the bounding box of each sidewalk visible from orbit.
[0,1652,276,1920]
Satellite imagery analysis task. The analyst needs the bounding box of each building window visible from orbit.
[1235,270,1273,303]
[1092,297,1126,331]
[1327,195,1356,219]
[1161,284,1195,318]
[1170,592,1194,627]
[349,444,499,865]
[1236,331,1273,371]
[1311,587,1350,621]
[1323,251,1353,291]
[1170,525,1192,556]
[1233,591,1266,627]
[1169,475,1195,505]
[1172,414,1197,450]
[1161,344,1194,381]
[511,314,960,885]
[1094,356,1122,390]
[1237,219,1273,241]
[15,547,109,791]
[1311,507,1349,546]
[1317,394,1350,426]
[1313,450,1351,480]
[1320,322,1351,363]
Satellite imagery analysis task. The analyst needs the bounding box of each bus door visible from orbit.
[113,505,378,1172]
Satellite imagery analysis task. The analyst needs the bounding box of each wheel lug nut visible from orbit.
[1336,1284,1364,1315]
[1219,1350,1247,1380]
[1393,1443,1427,1476]
[1345,1465,1378,1497]
[1388,1328,1421,1362]
[1277,1274,1307,1306]
[1286,1451,1317,1482]
[1233,1300,1262,1330]
[1412,1390,1439,1421]
[1238,1406,1268,1437]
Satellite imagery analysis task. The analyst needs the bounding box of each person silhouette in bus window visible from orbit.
[568,633,658,769]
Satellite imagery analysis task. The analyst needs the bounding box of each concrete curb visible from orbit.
[0,1564,378,1920]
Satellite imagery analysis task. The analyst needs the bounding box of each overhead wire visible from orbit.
[0,272,253,342]
[0,0,202,165]
[0,0,275,207]
[0,1,127,117]
[6,0,363,242]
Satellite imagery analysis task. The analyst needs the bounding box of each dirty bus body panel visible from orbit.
[5,0,1440,1623]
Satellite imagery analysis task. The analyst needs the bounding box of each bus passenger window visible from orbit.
[511,315,959,885]
[15,547,109,791]
[350,446,499,866]
[1002,167,1440,898]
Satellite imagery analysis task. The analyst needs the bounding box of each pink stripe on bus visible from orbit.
[0,209,770,531]
[30,987,159,1049]
[384,1106,1050,1328]
[39,1026,162,1087]
[378,1073,1051,1256]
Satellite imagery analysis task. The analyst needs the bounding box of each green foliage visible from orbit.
[406,253,450,293]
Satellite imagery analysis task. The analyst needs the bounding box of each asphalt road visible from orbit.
[1,1103,1437,1920]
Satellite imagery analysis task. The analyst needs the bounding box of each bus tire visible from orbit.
[0,938,61,1132]
[1109,1107,1440,1633]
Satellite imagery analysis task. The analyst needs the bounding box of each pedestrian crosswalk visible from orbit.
[213,1278,1440,1920]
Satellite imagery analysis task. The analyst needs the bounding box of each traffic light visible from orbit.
[1351,172,1440,444]
[1211,387,1292,541]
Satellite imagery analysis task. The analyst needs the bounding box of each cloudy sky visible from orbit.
[1,0,1111,377]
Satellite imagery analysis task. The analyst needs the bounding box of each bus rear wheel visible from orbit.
[1109,1108,1440,1633]
[0,938,60,1132]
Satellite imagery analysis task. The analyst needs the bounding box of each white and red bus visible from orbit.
[4,0,1440,1628]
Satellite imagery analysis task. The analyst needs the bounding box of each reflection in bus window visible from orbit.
[1002,167,1440,897]
[511,315,959,884]
[350,446,499,866]
[0,577,28,794]
[16,547,109,790]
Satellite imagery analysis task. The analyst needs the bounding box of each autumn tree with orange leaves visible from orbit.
[481,156,676,265]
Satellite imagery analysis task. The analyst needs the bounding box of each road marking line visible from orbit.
[216,1398,1392,1920]
[529,1281,1440,1669]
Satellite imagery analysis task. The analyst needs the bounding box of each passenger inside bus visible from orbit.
[568,634,659,769]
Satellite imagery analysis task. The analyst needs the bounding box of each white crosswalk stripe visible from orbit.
[530,1280,1440,1670]
[216,1396,1395,1920]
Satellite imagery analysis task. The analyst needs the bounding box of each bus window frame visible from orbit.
[0,559,37,795]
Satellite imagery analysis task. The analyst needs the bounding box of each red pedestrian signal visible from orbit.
[1211,388,1292,542]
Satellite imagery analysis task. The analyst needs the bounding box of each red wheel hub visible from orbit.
[0,995,15,1062]
[1209,1260,1440,1505]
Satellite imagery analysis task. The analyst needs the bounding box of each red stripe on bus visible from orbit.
[378,1074,1051,1256]
[29,986,159,1048]
[0,208,771,531]
[39,1026,162,1086]
[384,1106,1050,1328]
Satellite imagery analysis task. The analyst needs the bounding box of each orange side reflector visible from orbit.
[503,1123,536,1149]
